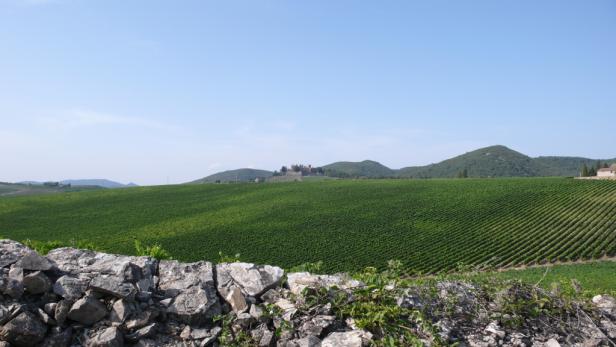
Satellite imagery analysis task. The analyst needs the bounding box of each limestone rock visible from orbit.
[216,262,284,301]
[90,274,137,299]
[251,324,274,346]
[44,302,57,316]
[47,247,157,292]
[0,239,33,268]
[286,336,322,347]
[68,296,108,325]
[37,308,56,325]
[485,321,505,339]
[53,275,89,300]
[54,300,72,326]
[86,326,124,347]
[299,315,336,338]
[158,260,216,295]
[126,323,158,342]
[16,252,53,271]
[250,304,265,321]
[226,286,248,313]
[1,265,24,299]
[274,298,298,321]
[110,299,132,323]
[42,327,73,347]
[321,330,372,347]
[287,272,362,296]
[124,310,157,330]
[592,295,616,315]
[166,285,220,324]
[0,311,48,347]
[23,271,52,294]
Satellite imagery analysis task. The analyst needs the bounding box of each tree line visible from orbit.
[580,161,610,177]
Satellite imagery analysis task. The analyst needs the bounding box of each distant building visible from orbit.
[597,164,616,178]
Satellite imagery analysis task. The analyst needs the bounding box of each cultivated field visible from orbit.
[0,178,614,274]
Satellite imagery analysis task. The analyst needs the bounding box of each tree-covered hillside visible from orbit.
[322,160,394,178]
[189,168,273,183]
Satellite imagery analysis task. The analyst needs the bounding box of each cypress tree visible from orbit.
[581,164,589,177]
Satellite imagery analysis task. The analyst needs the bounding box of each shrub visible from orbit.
[134,240,172,260]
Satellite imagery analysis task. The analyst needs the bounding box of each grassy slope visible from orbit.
[472,261,616,296]
[0,178,615,274]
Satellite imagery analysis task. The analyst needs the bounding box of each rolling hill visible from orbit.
[189,168,273,183]
[20,179,137,189]
[61,179,138,188]
[196,145,613,181]
[322,160,394,178]
[1,178,614,274]
[398,145,541,178]
[0,182,102,197]
[310,146,614,179]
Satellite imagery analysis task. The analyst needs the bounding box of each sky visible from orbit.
[1,0,615,185]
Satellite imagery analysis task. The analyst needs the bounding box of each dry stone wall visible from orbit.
[0,239,615,347]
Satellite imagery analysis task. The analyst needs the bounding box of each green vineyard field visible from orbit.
[0,178,615,274]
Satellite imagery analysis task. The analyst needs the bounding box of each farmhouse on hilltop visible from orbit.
[597,164,616,178]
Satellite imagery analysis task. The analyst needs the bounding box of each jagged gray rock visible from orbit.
[16,252,53,271]
[0,311,48,347]
[158,260,216,294]
[0,240,33,268]
[53,300,71,326]
[216,262,284,298]
[124,310,157,330]
[285,336,322,347]
[23,271,52,294]
[110,298,132,323]
[68,296,108,325]
[593,295,616,315]
[166,286,220,324]
[126,323,158,342]
[321,330,372,347]
[90,274,137,299]
[42,326,72,347]
[286,272,362,296]
[86,326,124,347]
[53,275,89,300]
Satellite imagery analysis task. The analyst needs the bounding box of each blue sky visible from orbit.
[1,0,615,185]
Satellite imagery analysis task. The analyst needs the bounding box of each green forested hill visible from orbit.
[191,145,613,180]
[399,146,615,178]
[318,146,614,179]
[322,160,394,178]
[1,178,614,274]
[189,168,273,183]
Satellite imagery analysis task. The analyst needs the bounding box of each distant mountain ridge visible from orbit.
[189,169,274,184]
[193,145,615,182]
[19,179,137,189]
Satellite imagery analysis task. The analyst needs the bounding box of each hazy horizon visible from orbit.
[2,1,615,185]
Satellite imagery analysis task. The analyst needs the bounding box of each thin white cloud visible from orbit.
[37,109,175,132]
